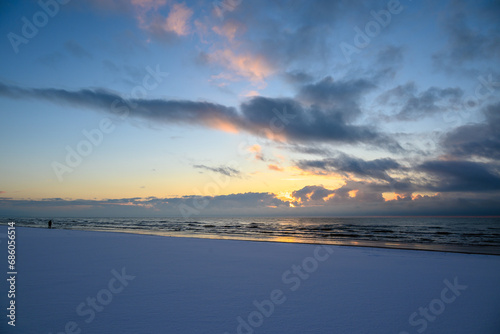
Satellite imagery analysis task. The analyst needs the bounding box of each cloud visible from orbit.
[193,164,240,177]
[441,102,500,160]
[296,153,402,182]
[206,49,273,85]
[419,160,500,192]
[64,41,93,59]
[282,71,314,86]
[243,90,260,97]
[0,81,240,131]
[1,185,499,217]
[247,144,264,161]
[161,2,193,36]
[208,192,287,209]
[201,0,397,85]
[37,52,65,68]
[378,82,463,121]
[74,0,136,12]
[376,45,404,66]
[102,59,120,72]
[292,185,335,203]
[285,144,333,156]
[267,164,284,172]
[297,76,376,122]
[290,182,392,207]
[128,0,193,40]
[296,151,500,196]
[433,0,500,67]
[239,96,402,151]
[131,0,167,26]
[0,79,401,151]
[0,192,289,216]
[286,181,500,216]
[212,21,244,41]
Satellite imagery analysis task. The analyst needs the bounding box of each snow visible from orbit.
[1,226,500,334]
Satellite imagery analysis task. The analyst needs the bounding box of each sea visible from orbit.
[2,216,500,254]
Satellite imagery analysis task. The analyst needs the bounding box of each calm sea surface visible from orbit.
[2,217,500,254]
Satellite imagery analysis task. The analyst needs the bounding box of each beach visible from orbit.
[1,226,500,334]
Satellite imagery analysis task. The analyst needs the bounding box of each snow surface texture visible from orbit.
[1,226,499,334]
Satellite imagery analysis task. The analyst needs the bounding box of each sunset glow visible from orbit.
[1,0,499,217]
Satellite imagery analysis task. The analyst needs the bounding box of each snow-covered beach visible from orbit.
[1,226,500,334]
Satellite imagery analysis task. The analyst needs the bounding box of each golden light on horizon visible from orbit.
[382,192,398,201]
[326,193,336,201]
[348,189,359,198]
[276,191,296,203]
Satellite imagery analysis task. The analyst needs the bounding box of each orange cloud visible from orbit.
[131,1,193,36]
[162,3,193,35]
[207,119,239,133]
[325,193,336,201]
[247,144,264,161]
[262,128,287,142]
[268,164,284,172]
[382,192,440,202]
[208,49,273,85]
[382,192,398,201]
[242,90,260,97]
[131,0,168,28]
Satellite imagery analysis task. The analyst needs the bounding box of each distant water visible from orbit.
[2,217,500,254]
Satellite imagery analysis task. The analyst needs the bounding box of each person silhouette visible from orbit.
[48,220,52,229]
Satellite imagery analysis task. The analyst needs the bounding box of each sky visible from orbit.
[0,0,499,217]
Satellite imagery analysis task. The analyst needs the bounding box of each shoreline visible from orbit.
[15,224,500,256]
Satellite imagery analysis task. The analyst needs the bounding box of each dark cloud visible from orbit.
[282,71,314,86]
[240,96,401,151]
[441,102,500,160]
[288,181,500,216]
[297,76,376,122]
[379,82,463,120]
[0,80,401,151]
[285,144,333,156]
[64,41,93,59]
[122,65,147,83]
[193,164,240,177]
[0,81,240,129]
[433,0,500,66]
[102,59,120,73]
[292,185,335,203]
[419,160,500,192]
[292,182,386,206]
[1,186,499,217]
[0,192,288,217]
[218,0,389,75]
[37,52,65,68]
[209,192,287,208]
[258,24,330,68]
[297,153,402,182]
[376,45,405,66]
